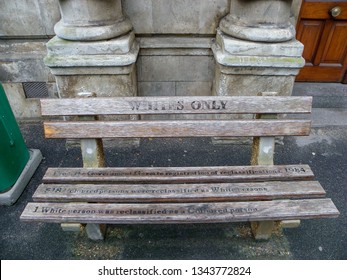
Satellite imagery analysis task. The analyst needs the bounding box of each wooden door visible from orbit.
[296,0,347,83]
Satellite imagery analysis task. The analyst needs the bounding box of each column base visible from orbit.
[212,30,304,97]
[54,17,133,41]
[219,14,295,42]
[44,32,139,98]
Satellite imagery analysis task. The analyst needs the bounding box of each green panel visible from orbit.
[0,83,30,192]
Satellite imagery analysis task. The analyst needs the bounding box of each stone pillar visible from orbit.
[45,0,139,99]
[212,0,305,98]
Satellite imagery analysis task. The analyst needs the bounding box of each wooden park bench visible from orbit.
[20,92,339,240]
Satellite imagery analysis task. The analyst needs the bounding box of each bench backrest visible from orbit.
[41,95,312,139]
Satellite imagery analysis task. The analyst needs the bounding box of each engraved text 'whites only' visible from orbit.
[128,100,228,112]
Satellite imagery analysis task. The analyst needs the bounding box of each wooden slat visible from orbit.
[44,119,312,139]
[20,199,340,224]
[40,96,312,116]
[43,165,315,184]
[33,181,326,203]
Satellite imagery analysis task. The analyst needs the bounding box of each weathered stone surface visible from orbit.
[55,67,137,98]
[0,0,60,37]
[220,17,295,43]
[219,0,295,42]
[138,82,176,97]
[54,0,132,41]
[139,37,213,50]
[212,21,304,98]
[138,81,213,98]
[212,43,305,69]
[291,0,303,23]
[138,36,213,57]
[123,0,229,34]
[176,82,213,97]
[0,40,53,82]
[138,55,214,82]
[44,35,139,68]
[213,65,296,97]
[216,30,304,57]
[47,33,136,56]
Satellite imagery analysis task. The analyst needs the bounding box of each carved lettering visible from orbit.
[211,186,268,193]
[191,101,201,110]
[42,185,269,196]
[201,101,211,110]
[36,205,258,216]
[176,100,184,110]
[67,209,96,214]
[127,100,229,112]
[41,207,66,214]
[49,166,308,181]
[129,101,142,111]
[188,206,258,215]
[128,101,184,111]
[94,208,180,215]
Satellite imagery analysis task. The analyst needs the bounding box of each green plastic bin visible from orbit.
[0,83,30,192]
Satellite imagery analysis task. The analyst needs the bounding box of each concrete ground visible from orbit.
[0,82,346,260]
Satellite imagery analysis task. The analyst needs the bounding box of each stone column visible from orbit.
[45,0,139,99]
[212,0,304,98]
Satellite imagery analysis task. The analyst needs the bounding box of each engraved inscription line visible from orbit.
[32,205,259,216]
[128,100,228,112]
[43,186,269,195]
[52,167,309,178]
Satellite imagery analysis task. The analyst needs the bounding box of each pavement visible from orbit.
[0,82,346,260]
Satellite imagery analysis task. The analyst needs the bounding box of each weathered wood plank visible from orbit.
[43,165,315,184]
[40,96,313,116]
[44,119,312,139]
[32,181,326,203]
[20,198,340,224]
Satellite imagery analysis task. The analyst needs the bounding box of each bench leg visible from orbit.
[251,135,276,239]
[251,221,275,240]
[80,138,107,240]
[61,223,82,232]
[86,224,107,240]
[281,220,301,228]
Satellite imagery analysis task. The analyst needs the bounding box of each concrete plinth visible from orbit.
[212,30,304,97]
[44,33,139,98]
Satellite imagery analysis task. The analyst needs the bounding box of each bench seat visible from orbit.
[21,164,338,223]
